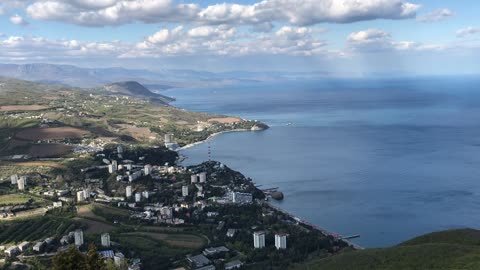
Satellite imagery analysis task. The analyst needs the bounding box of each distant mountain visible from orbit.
[103,81,175,104]
[0,63,340,90]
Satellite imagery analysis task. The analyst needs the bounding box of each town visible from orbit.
[0,136,353,269]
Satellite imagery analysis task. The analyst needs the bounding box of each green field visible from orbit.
[0,217,78,244]
[293,229,480,270]
[0,194,40,206]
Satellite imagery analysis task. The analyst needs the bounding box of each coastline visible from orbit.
[177,128,256,151]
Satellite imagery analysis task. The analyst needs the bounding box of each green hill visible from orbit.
[293,229,480,270]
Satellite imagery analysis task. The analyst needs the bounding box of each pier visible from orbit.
[265,202,364,250]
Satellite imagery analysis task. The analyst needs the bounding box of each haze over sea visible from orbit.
[166,76,480,247]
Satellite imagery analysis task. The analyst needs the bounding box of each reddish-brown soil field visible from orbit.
[0,105,49,111]
[15,127,88,141]
[28,144,73,158]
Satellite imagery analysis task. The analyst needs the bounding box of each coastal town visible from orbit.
[0,132,355,269]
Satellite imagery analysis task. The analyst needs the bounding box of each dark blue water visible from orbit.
[165,77,480,247]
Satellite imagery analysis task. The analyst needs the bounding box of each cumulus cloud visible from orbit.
[0,35,128,61]
[456,27,480,38]
[417,8,454,22]
[121,24,326,58]
[346,29,446,53]
[25,0,420,27]
[10,14,29,26]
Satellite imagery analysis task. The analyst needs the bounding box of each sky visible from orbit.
[0,0,479,75]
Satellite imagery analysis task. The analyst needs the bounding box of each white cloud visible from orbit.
[25,0,420,27]
[0,35,128,61]
[417,8,454,22]
[456,27,480,38]
[10,14,29,26]
[346,29,448,53]
[121,25,327,58]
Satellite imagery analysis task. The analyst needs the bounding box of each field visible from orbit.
[293,229,480,270]
[73,218,114,234]
[28,144,73,157]
[121,232,205,249]
[208,117,242,124]
[0,217,77,244]
[0,105,49,112]
[15,127,88,141]
[0,194,33,206]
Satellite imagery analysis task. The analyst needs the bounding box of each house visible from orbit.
[187,254,211,268]
[226,229,237,238]
[33,242,45,252]
[17,242,30,252]
[203,246,229,256]
[225,260,243,270]
[5,246,20,257]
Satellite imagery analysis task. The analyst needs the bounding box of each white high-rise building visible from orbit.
[108,164,115,174]
[77,190,86,202]
[142,191,149,199]
[10,174,18,185]
[253,231,265,249]
[191,174,198,184]
[135,193,142,202]
[198,172,207,183]
[275,234,287,250]
[182,186,189,197]
[74,230,84,247]
[101,233,111,247]
[17,176,26,190]
[126,186,133,198]
[144,165,152,176]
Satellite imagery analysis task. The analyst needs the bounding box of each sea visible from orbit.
[164,76,480,248]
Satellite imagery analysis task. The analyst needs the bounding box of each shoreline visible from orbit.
[177,128,255,151]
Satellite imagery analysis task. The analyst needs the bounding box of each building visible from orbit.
[232,192,253,204]
[17,176,26,190]
[164,134,173,144]
[198,172,207,183]
[226,229,237,238]
[74,230,84,247]
[203,246,229,256]
[112,160,118,171]
[225,260,244,270]
[5,246,20,257]
[114,252,125,267]
[126,186,133,198]
[144,165,152,176]
[187,254,210,268]
[53,201,63,208]
[10,174,18,185]
[191,174,198,184]
[142,191,149,199]
[33,242,45,252]
[117,145,124,154]
[135,193,142,202]
[275,233,287,250]
[182,185,189,197]
[108,164,116,174]
[101,233,111,247]
[77,190,86,202]
[18,242,29,252]
[253,231,265,249]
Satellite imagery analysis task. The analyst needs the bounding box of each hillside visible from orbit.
[103,81,175,104]
[293,229,480,270]
[0,77,265,158]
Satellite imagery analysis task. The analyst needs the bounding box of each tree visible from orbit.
[86,243,106,270]
[52,246,87,270]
